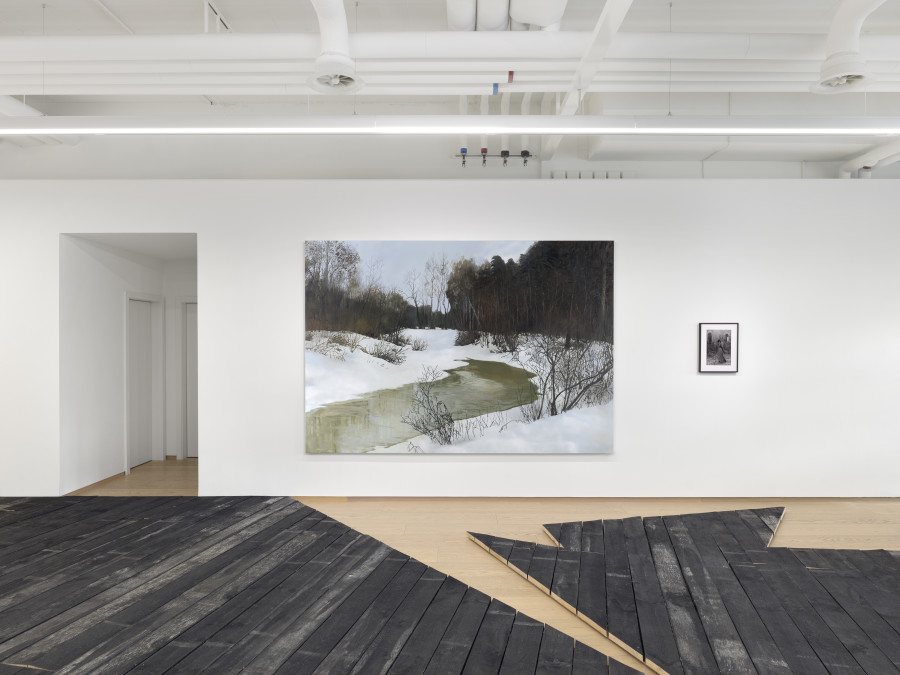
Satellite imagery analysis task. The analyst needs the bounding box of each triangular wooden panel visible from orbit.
[472,507,900,675]
[542,522,563,547]
[0,496,626,675]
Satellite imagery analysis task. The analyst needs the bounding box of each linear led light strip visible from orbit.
[1,115,899,136]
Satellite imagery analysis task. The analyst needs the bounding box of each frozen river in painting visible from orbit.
[305,358,537,454]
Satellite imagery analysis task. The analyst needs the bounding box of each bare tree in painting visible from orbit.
[515,335,613,418]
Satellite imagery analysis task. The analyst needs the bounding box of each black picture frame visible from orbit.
[699,323,739,373]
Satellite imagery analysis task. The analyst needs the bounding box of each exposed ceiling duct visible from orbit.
[509,0,568,31]
[477,0,510,31]
[447,0,568,31]
[308,0,361,94]
[447,0,476,31]
[811,0,888,94]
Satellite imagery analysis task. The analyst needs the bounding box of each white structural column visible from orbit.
[542,0,634,160]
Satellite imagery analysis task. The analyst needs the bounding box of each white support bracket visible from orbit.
[542,0,634,160]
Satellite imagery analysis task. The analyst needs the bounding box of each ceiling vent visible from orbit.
[310,53,362,94]
[308,0,363,94]
[811,52,871,94]
[811,0,886,94]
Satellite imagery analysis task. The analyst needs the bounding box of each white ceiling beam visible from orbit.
[543,0,634,160]
[4,32,898,63]
[91,0,134,34]
[0,95,80,145]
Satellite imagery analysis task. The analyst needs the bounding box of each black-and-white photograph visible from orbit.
[699,323,739,373]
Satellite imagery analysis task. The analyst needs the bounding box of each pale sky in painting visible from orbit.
[349,240,535,293]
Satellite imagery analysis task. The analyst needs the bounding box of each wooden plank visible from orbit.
[854,549,900,596]
[310,558,428,675]
[765,548,898,675]
[750,507,785,537]
[736,510,778,548]
[684,513,791,675]
[131,519,346,673]
[0,497,295,651]
[572,640,609,675]
[527,544,559,595]
[125,639,199,674]
[622,516,683,675]
[498,613,543,675]
[349,568,447,675]
[223,537,392,675]
[558,522,583,552]
[643,516,718,675]
[191,531,374,674]
[181,522,351,650]
[422,587,491,675]
[0,495,147,562]
[467,532,495,552]
[169,515,337,645]
[0,498,290,664]
[602,518,643,661]
[386,576,469,675]
[814,549,900,636]
[807,566,900,669]
[662,515,756,674]
[543,523,563,547]
[34,510,331,673]
[23,504,317,668]
[550,549,581,614]
[751,552,866,675]
[274,550,411,673]
[609,657,645,675]
[576,551,607,636]
[507,541,536,580]
[717,510,771,554]
[729,562,829,675]
[581,520,604,554]
[461,598,516,675]
[535,624,574,674]
[489,537,516,565]
[469,532,516,566]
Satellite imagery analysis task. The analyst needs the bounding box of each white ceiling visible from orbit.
[1,0,899,179]
[68,233,198,261]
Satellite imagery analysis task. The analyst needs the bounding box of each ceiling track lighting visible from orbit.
[0,116,899,137]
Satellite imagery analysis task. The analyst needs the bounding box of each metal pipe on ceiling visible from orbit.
[840,138,900,176]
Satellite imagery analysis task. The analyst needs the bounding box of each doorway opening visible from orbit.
[59,233,198,495]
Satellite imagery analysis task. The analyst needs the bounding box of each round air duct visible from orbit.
[811,0,886,94]
[308,0,363,94]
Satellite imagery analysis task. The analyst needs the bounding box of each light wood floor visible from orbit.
[301,497,900,672]
[67,457,198,496]
[67,464,900,673]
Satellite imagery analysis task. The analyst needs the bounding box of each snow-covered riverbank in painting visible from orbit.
[304,241,614,454]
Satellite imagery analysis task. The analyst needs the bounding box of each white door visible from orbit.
[127,299,153,468]
[185,303,199,458]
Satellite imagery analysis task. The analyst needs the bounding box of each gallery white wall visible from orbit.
[1,180,897,497]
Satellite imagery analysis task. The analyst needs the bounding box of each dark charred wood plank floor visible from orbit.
[0,496,639,674]
[469,507,900,675]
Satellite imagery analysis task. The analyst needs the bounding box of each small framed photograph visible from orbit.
[699,323,739,373]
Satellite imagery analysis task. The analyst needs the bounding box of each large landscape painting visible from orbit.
[304,241,614,454]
